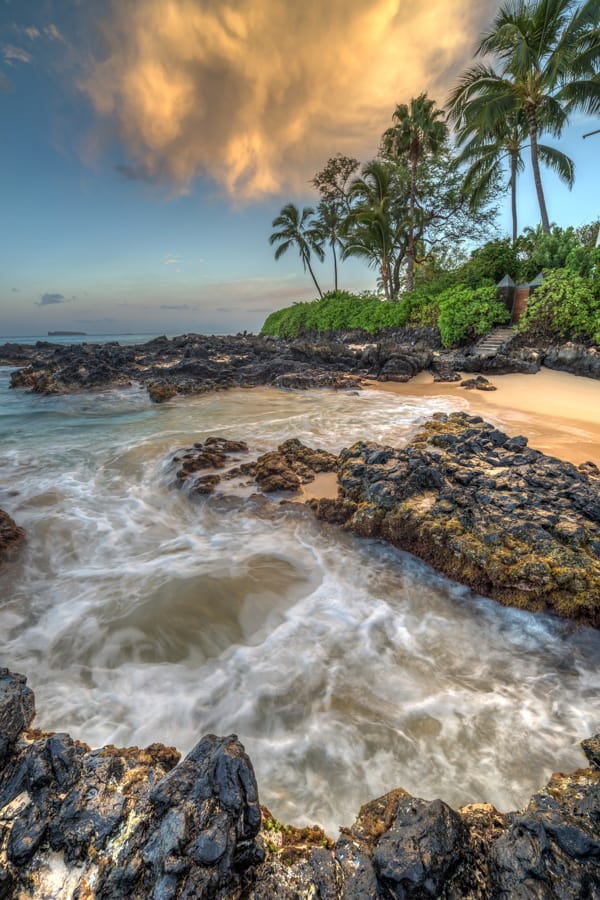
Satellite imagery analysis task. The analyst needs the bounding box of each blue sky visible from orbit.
[1,0,598,337]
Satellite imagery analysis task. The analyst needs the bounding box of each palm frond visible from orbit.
[537,143,575,187]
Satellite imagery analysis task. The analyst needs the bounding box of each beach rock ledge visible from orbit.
[312,412,600,628]
[0,670,599,898]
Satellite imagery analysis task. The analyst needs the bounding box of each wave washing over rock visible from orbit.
[1,669,599,898]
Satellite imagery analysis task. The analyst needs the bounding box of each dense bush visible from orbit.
[454,238,521,288]
[261,284,511,347]
[437,285,509,347]
[517,268,600,343]
[261,290,411,337]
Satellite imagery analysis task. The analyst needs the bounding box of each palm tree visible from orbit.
[343,161,400,300]
[315,200,343,292]
[269,203,325,297]
[448,0,600,234]
[455,114,574,243]
[382,93,448,291]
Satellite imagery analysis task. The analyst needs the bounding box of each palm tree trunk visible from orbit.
[331,239,338,292]
[510,150,518,245]
[304,254,323,298]
[406,153,417,292]
[381,259,391,301]
[527,108,550,235]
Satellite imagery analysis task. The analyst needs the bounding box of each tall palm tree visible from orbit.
[448,0,600,234]
[269,203,325,297]
[315,200,343,292]
[382,93,448,291]
[344,161,400,300]
[455,114,574,243]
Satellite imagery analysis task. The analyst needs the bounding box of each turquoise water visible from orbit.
[0,367,599,834]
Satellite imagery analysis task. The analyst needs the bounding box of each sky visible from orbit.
[1,0,599,338]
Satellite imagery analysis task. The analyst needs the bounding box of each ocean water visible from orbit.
[0,366,599,835]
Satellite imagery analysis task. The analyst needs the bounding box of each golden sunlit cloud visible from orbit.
[80,0,498,199]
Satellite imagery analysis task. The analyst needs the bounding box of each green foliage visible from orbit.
[261,283,512,347]
[518,268,600,342]
[437,285,509,347]
[455,238,521,287]
[261,291,409,338]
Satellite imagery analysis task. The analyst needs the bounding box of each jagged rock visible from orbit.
[1,671,599,898]
[322,412,600,626]
[461,375,497,391]
[544,343,600,380]
[582,734,600,769]
[244,438,338,493]
[147,381,179,403]
[0,669,35,765]
[273,371,362,390]
[0,509,25,563]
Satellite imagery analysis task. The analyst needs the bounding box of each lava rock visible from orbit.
[323,412,600,626]
[0,509,25,563]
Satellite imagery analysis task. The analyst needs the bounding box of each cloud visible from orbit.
[78,0,498,200]
[164,255,181,266]
[44,24,65,43]
[37,293,66,306]
[22,27,41,41]
[160,303,193,310]
[115,162,155,183]
[2,45,32,66]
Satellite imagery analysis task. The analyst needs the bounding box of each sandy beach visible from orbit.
[369,367,600,467]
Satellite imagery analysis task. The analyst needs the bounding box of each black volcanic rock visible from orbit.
[313,412,600,627]
[0,509,25,563]
[1,671,599,897]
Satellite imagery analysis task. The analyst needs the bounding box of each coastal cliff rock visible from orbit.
[1,670,599,898]
[0,509,25,563]
[311,412,600,627]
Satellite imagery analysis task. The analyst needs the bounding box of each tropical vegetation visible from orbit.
[266,0,599,346]
[262,221,600,347]
[447,0,600,235]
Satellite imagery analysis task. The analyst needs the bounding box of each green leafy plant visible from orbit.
[518,268,600,341]
[437,284,509,347]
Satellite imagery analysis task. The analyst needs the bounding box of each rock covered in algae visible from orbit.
[319,411,600,626]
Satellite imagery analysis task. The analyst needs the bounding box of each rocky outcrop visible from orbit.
[8,331,594,402]
[1,670,599,898]
[173,437,337,496]
[543,343,600,380]
[0,509,25,563]
[311,412,600,627]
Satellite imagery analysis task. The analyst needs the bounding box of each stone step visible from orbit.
[472,326,516,357]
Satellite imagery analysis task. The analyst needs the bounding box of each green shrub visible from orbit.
[261,283,512,347]
[437,284,509,347]
[455,238,521,288]
[260,291,414,337]
[518,268,600,341]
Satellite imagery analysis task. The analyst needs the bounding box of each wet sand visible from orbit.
[368,368,600,467]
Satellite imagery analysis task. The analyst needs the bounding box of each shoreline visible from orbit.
[367,367,600,467]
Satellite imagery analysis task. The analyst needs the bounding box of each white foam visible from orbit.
[1,386,599,836]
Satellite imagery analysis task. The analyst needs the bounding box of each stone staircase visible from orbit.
[472,326,516,357]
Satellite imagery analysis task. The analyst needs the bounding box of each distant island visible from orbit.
[48,331,87,336]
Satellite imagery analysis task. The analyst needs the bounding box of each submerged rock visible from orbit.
[0,509,25,563]
[1,671,599,899]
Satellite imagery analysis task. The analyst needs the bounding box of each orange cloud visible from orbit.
[80,0,498,199]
